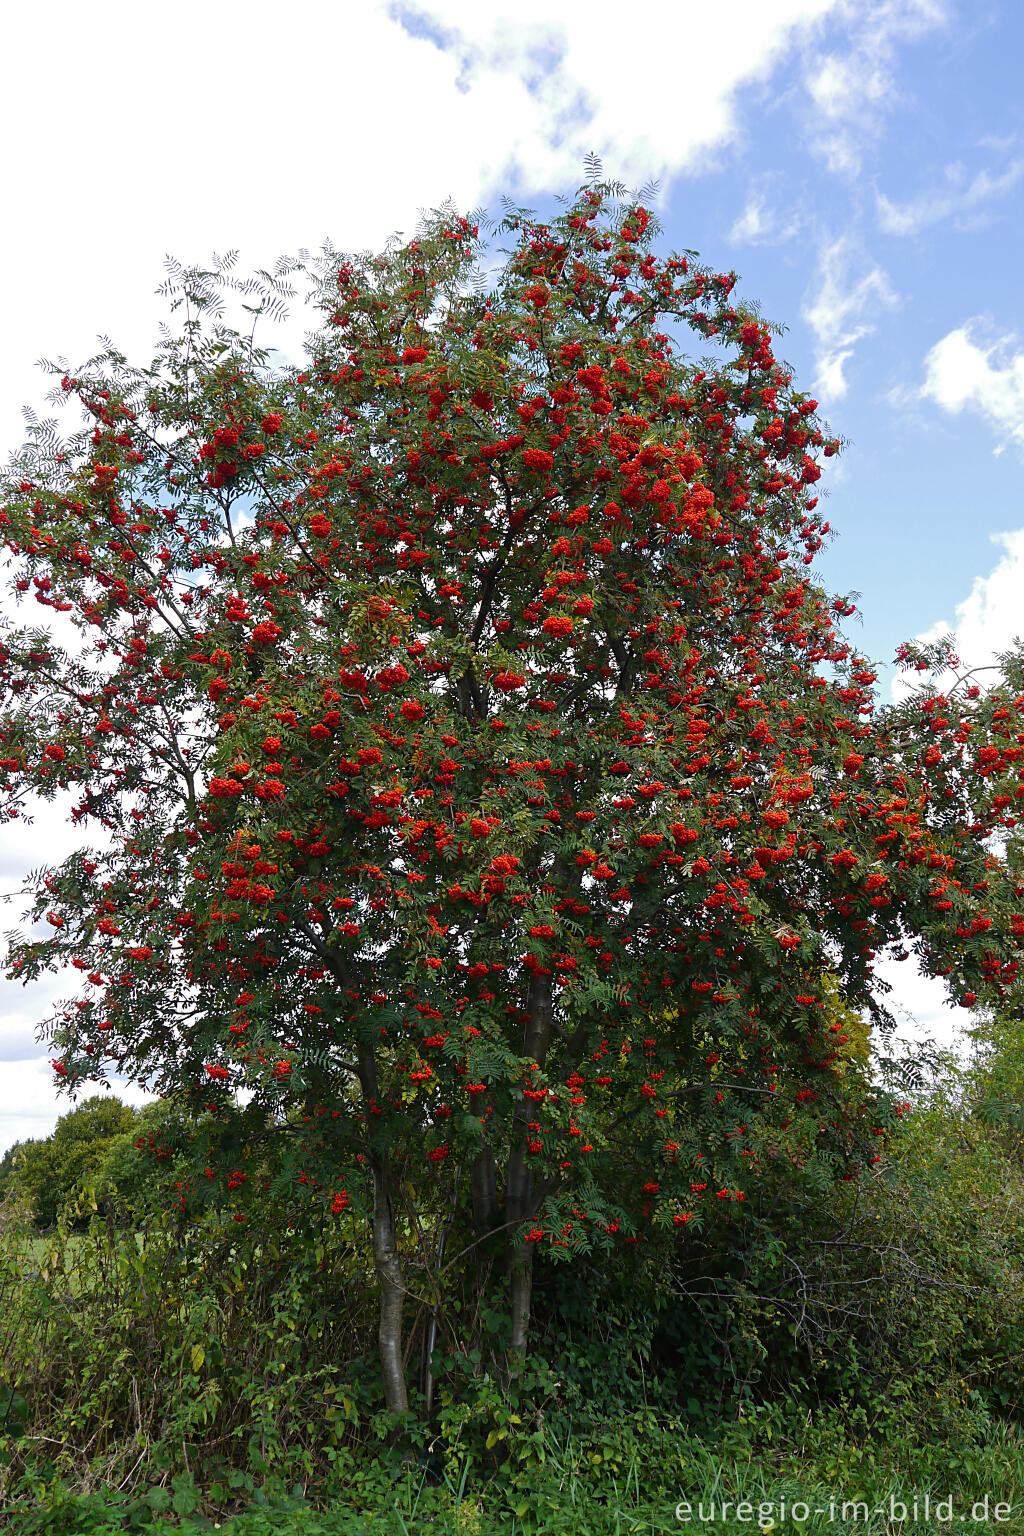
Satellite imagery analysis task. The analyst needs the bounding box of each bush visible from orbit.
[650,1077,1024,1430]
[0,1191,378,1505]
[7,1061,1024,1524]
[522,1055,1024,1440]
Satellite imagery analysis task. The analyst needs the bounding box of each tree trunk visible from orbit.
[507,1236,534,1361]
[504,969,553,1370]
[421,1220,451,1420]
[370,1150,409,1416]
[471,1144,497,1231]
[357,1037,409,1416]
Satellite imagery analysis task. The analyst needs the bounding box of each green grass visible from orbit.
[22,1229,143,1288]
[10,1419,1024,1536]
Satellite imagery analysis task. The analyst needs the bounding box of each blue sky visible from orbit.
[2,0,1022,1151]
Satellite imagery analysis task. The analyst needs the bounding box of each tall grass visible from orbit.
[15,1418,1024,1534]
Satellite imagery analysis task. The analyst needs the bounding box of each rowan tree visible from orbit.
[3,183,1023,1414]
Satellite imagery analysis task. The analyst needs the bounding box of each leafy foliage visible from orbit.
[3,182,1024,1411]
[5,1058,1024,1523]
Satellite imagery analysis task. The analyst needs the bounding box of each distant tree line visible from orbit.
[1,1096,148,1228]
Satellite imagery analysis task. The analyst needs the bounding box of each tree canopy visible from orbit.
[3,183,1023,1411]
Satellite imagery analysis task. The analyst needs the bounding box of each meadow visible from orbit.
[5,1057,1024,1534]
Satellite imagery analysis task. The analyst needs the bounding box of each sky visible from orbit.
[1,0,1022,1153]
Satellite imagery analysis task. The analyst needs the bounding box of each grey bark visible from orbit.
[357,1038,409,1415]
[505,969,554,1367]
[471,1144,498,1231]
[370,1152,409,1415]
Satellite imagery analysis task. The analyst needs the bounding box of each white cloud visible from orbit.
[889,520,1024,718]
[803,235,897,400]
[874,955,973,1058]
[804,0,949,175]
[0,0,852,457]
[729,190,802,246]
[943,528,1024,667]
[806,51,891,175]
[908,528,1024,681]
[730,198,772,244]
[394,0,839,189]
[877,157,1024,236]
[0,975,65,1067]
[0,1058,155,1157]
[921,324,1024,450]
